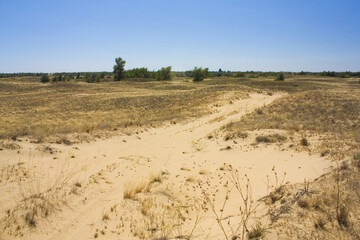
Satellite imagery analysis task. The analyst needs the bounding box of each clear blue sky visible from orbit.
[0,0,359,72]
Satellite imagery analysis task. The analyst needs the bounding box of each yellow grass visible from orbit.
[0,77,248,141]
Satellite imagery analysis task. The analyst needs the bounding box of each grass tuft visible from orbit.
[248,222,266,239]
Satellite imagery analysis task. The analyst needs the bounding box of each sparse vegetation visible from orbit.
[226,90,360,139]
[0,77,249,140]
[1,72,360,239]
[199,164,263,240]
[1,163,76,236]
[256,133,287,143]
[275,73,285,81]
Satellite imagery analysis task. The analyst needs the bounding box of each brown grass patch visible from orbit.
[0,77,249,140]
[226,90,360,140]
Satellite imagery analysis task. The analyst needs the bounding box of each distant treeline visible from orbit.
[1,70,360,81]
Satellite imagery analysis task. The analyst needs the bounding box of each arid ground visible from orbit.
[0,76,359,239]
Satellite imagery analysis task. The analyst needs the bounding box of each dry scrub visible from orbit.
[117,172,205,239]
[266,148,360,239]
[222,84,360,239]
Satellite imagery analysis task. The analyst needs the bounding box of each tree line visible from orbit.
[1,57,359,83]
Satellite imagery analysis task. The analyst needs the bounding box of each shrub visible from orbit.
[126,67,152,79]
[233,72,245,77]
[157,66,172,80]
[85,74,100,83]
[301,138,309,146]
[256,134,287,143]
[275,73,285,81]
[40,75,50,83]
[192,67,208,82]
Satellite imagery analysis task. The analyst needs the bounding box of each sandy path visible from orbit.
[0,92,332,239]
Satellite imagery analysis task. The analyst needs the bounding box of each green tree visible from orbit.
[275,73,285,81]
[157,66,172,80]
[192,67,208,82]
[203,68,209,78]
[40,74,50,83]
[52,74,62,82]
[113,57,126,81]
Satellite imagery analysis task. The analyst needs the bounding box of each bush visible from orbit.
[85,74,100,83]
[233,72,245,77]
[301,138,309,146]
[275,73,285,81]
[157,66,172,81]
[52,74,63,82]
[40,75,50,83]
[126,68,152,79]
[192,67,208,82]
[256,134,287,143]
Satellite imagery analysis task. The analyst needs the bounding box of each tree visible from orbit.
[157,66,172,80]
[204,68,209,78]
[275,73,285,81]
[52,74,63,82]
[113,57,126,81]
[40,74,50,83]
[126,67,151,79]
[76,72,80,79]
[192,67,208,82]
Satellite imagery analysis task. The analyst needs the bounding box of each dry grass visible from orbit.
[123,180,150,200]
[199,164,263,240]
[255,133,287,143]
[221,79,360,239]
[0,77,248,141]
[3,75,356,141]
[118,173,204,240]
[267,148,360,239]
[123,172,164,200]
[248,222,267,240]
[226,90,360,140]
[1,162,76,236]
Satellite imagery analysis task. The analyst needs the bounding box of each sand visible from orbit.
[0,92,332,239]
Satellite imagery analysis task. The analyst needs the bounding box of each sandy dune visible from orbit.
[0,92,332,239]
